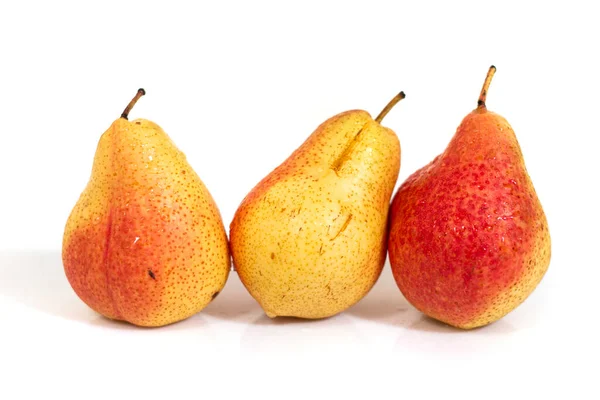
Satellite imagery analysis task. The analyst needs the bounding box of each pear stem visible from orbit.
[477,66,496,109]
[375,91,405,123]
[121,88,146,120]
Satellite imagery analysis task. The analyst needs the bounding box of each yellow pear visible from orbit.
[62,89,230,327]
[230,92,404,319]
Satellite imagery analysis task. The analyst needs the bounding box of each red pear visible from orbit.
[388,66,551,329]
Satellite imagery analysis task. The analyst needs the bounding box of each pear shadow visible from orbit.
[87,314,149,330]
[201,270,263,323]
[346,264,415,325]
[408,315,469,334]
[0,250,97,323]
[85,309,214,331]
[391,314,519,356]
[83,305,221,352]
[241,312,366,355]
[251,313,336,326]
[408,314,517,334]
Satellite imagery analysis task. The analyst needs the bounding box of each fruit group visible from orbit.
[388,67,551,329]
[62,89,230,327]
[230,92,404,319]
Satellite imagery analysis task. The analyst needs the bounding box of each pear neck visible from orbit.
[473,105,489,114]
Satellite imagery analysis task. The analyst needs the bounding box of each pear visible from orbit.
[62,89,230,327]
[230,92,404,319]
[388,66,551,329]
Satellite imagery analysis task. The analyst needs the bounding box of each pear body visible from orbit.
[62,118,230,327]
[230,110,400,318]
[388,108,550,329]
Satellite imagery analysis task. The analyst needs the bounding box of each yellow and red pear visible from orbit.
[62,89,230,327]
[230,92,404,319]
[388,67,551,329]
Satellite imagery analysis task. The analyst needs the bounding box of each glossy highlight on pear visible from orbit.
[230,92,405,319]
[388,67,551,329]
[62,89,230,327]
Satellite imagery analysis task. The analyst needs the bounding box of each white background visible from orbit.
[1,1,598,399]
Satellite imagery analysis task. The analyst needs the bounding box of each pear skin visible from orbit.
[62,90,230,327]
[388,67,551,329]
[230,93,404,319]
